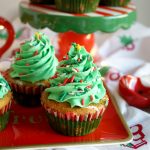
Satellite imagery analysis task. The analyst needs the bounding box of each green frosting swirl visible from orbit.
[46,43,106,108]
[10,32,58,83]
[0,74,10,99]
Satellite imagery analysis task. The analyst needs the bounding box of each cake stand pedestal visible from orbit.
[19,1,136,60]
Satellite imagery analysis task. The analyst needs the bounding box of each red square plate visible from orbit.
[0,90,132,149]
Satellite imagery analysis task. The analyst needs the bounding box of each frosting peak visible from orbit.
[10,32,58,83]
[46,43,106,108]
[0,74,10,99]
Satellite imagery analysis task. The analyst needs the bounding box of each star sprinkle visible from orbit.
[76,44,81,51]
[35,32,41,40]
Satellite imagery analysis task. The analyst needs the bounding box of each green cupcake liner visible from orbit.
[55,0,100,13]
[46,112,102,136]
[100,0,131,7]
[0,111,10,131]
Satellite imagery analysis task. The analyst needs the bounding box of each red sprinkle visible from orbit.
[86,85,92,89]
[19,73,25,76]
[63,78,69,85]
[80,80,83,83]
[58,83,63,86]
[51,74,58,79]
[26,63,30,66]
[70,75,75,83]
[16,57,22,61]
[77,58,80,62]
[81,99,84,105]
[75,68,79,72]
[33,50,38,56]
[90,95,94,101]
[93,67,97,71]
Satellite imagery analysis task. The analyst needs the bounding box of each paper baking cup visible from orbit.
[9,82,45,107]
[55,0,100,13]
[44,106,106,136]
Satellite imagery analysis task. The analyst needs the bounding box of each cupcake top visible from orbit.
[46,43,106,108]
[10,32,58,83]
[0,74,10,99]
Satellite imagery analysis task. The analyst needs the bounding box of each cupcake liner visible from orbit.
[100,0,131,7]
[0,111,10,131]
[9,82,45,107]
[44,105,106,136]
[55,0,100,13]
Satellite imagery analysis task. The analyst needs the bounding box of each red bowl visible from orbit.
[119,75,150,108]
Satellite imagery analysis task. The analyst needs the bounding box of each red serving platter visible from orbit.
[0,90,132,149]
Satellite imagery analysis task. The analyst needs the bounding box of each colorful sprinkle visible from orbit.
[19,73,25,76]
[76,44,81,51]
[77,58,81,62]
[81,99,84,105]
[35,32,41,40]
[93,67,97,71]
[90,95,94,101]
[16,57,22,61]
[70,75,75,83]
[25,63,30,66]
[80,80,83,83]
[63,78,69,85]
[51,74,58,79]
[86,85,92,89]
[33,50,38,56]
[63,55,69,60]
[72,68,79,72]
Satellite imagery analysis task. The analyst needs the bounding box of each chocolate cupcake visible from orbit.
[5,32,58,107]
[0,74,12,131]
[41,43,109,136]
[55,0,100,13]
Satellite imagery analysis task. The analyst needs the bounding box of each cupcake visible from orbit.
[41,43,109,136]
[0,74,12,131]
[55,0,100,13]
[30,0,55,4]
[5,32,58,107]
[100,0,131,7]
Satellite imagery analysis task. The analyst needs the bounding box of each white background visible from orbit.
[0,0,150,26]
